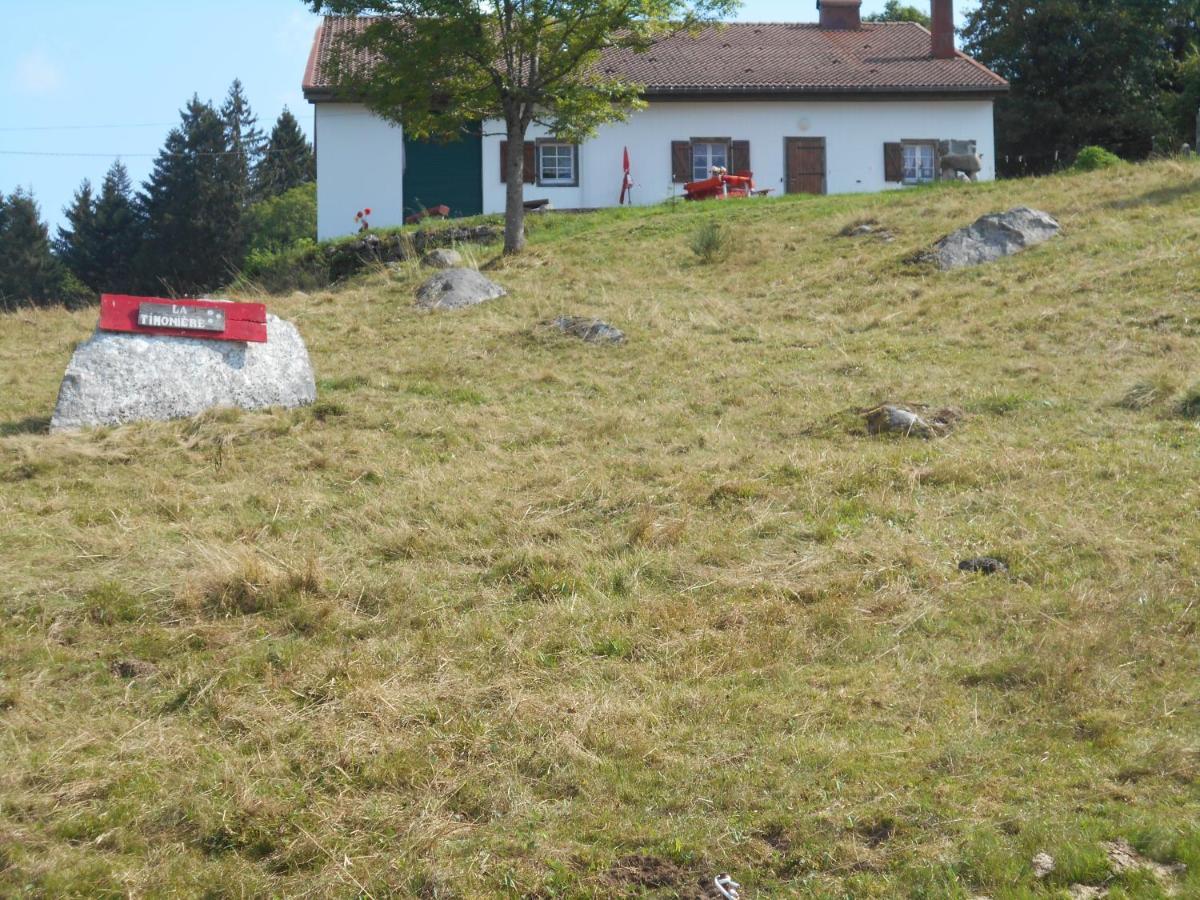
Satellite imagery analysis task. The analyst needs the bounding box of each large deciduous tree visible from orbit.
[962,0,1176,173]
[864,1,929,27]
[307,0,738,254]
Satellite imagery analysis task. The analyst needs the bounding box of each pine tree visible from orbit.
[0,188,65,310]
[221,79,265,210]
[138,96,244,295]
[255,108,315,200]
[92,161,143,293]
[56,179,101,291]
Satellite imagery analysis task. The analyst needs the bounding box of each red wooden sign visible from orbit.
[99,294,268,343]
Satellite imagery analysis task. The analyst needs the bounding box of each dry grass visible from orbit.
[2,160,1200,897]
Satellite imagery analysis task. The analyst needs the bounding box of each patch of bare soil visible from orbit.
[602,855,726,898]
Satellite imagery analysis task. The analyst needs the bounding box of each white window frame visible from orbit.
[537,142,577,187]
[901,142,936,184]
[692,140,729,181]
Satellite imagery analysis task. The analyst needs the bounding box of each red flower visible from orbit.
[364,207,372,215]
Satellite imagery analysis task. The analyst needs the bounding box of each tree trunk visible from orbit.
[503,115,527,255]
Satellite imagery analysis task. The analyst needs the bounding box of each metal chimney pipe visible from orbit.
[931,0,955,58]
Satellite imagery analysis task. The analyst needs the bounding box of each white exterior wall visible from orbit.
[480,99,995,213]
[315,103,405,240]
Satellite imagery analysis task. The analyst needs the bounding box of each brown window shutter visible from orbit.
[524,143,537,184]
[731,140,751,174]
[883,142,903,182]
[500,141,508,183]
[671,140,691,183]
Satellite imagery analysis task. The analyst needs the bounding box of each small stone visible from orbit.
[1032,852,1055,879]
[931,207,1060,270]
[415,267,506,310]
[865,404,932,438]
[50,313,316,431]
[550,316,625,344]
[110,659,157,679]
[422,248,464,269]
[959,557,1008,575]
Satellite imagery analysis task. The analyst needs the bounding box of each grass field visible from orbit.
[2,159,1199,898]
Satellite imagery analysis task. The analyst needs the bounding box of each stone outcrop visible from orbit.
[50,314,316,430]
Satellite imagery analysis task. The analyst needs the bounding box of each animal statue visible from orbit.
[940,153,982,182]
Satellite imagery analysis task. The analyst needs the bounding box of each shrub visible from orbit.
[1176,383,1200,419]
[1073,146,1123,171]
[244,182,316,255]
[689,220,729,264]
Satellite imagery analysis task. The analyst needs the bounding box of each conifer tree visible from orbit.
[255,108,315,200]
[138,96,244,294]
[56,179,101,291]
[221,79,265,210]
[92,161,143,293]
[0,188,65,310]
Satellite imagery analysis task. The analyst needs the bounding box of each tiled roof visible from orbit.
[303,18,1008,99]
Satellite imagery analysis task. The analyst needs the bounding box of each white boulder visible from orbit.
[932,207,1060,270]
[50,313,316,431]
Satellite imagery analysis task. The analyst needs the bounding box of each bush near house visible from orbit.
[1073,145,1124,171]
[2,158,1200,897]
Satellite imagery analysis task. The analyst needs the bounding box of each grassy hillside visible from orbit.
[2,160,1199,898]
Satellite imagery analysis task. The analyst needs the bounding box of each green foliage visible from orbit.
[864,0,930,27]
[91,161,143,293]
[0,188,68,310]
[221,78,266,211]
[137,96,246,295]
[55,161,144,295]
[255,108,315,201]
[239,239,328,294]
[311,0,739,254]
[1074,145,1124,171]
[244,183,316,254]
[689,219,729,264]
[962,0,1178,173]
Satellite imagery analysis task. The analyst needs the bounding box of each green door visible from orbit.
[402,128,483,219]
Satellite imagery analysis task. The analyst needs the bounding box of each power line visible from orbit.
[0,147,307,159]
[0,122,175,132]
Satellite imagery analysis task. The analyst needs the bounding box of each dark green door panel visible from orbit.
[403,130,483,219]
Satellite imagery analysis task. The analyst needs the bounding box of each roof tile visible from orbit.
[304,18,1007,98]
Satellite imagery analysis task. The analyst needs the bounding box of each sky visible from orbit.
[0,0,974,232]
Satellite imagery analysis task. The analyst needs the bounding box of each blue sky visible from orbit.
[0,0,972,231]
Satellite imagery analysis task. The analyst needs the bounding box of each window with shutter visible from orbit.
[883,142,903,182]
[691,140,730,181]
[499,141,538,184]
[671,141,691,183]
[535,141,578,187]
[731,140,751,175]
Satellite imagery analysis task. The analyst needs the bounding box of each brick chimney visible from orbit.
[931,0,955,58]
[818,0,861,30]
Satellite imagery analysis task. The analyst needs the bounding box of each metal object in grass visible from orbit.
[714,873,741,899]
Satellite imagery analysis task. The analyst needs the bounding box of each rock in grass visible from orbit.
[1032,852,1055,879]
[415,267,506,310]
[550,316,625,344]
[50,315,316,431]
[421,248,464,269]
[959,557,1008,575]
[932,207,1060,270]
[864,404,962,438]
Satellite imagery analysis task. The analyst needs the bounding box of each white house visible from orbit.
[303,0,1007,241]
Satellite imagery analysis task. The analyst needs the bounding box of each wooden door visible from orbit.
[785,137,827,195]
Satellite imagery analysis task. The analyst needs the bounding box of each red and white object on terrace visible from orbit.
[98,294,268,343]
[683,168,755,201]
